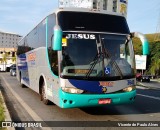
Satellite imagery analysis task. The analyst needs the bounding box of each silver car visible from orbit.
[10,67,16,76]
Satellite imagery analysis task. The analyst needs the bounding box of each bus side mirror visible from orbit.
[53,25,62,51]
[131,32,149,55]
[142,40,149,55]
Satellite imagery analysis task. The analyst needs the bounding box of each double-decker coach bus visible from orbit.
[17,7,149,108]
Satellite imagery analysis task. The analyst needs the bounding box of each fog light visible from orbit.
[123,86,136,92]
[62,87,84,94]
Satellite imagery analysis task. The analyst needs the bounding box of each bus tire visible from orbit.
[20,72,25,88]
[41,82,50,105]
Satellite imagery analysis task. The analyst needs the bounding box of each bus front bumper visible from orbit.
[59,89,136,108]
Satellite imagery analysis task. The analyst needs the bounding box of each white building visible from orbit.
[0,31,22,71]
[59,0,128,17]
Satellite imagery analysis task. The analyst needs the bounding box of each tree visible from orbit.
[12,56,16,63]
[132,38,142,55]
[133,34,160,76]
[149,59,160,75]
[2,52,8,71]
[149,41,160,75]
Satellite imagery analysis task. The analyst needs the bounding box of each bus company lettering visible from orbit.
[127,80,134,85]
[66,34,95,39]
[28,52,36,61]
[99,82,114,87]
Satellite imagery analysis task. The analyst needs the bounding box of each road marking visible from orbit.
[137,93,160,101]
[1,76,52,130]
[136,86,148,90]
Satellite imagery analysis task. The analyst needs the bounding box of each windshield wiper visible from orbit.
[101,38,123,79]
[85,38,103,79]
[86,35,124,79]
[85,53,101,79]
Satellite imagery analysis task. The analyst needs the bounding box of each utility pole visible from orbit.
[154,12,160,42]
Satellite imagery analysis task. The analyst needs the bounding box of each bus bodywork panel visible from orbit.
[58,78,136,108]
[67,78,135,94]
[17,47,61,106]
[59,89,136,108]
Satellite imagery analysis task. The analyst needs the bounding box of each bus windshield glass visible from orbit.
[61,33,135,80]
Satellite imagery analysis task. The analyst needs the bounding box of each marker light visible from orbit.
[123,86,136,92]
[62,87,84,94]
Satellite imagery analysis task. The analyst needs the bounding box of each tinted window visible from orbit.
[12,68,16,70]
[62,38,97,66]
[47,14,58,76]
[48,49,58,76]
[58,11,130,34]
[17,19,47,55]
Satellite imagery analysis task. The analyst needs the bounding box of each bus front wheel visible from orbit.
[41,82,50,105]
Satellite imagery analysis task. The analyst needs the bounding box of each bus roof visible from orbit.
[18,8,126,44]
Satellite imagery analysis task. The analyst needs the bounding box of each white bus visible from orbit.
[17,8,149,108]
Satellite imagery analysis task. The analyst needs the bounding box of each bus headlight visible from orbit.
[61,87,84,94]
[123,86,136,92]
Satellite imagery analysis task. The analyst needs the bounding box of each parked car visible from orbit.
[136,74,150,82]
[10,67,16,76]
[9,64,16,72]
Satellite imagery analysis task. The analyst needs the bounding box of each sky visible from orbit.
[0,0,160,36]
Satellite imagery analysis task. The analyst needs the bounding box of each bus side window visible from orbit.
[47,14,58,76]
[48,48,58,76]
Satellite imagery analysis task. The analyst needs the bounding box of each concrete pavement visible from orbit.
[0,91,15,130]
[136,79,160,90]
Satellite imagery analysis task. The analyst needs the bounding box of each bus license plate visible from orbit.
[98,99,112,104]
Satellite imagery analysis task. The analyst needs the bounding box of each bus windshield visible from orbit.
[61,33,135,80]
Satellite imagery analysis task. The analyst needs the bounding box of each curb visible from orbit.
[136,82,160,90]
[0,91,15,130]
[150,79,160,83]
